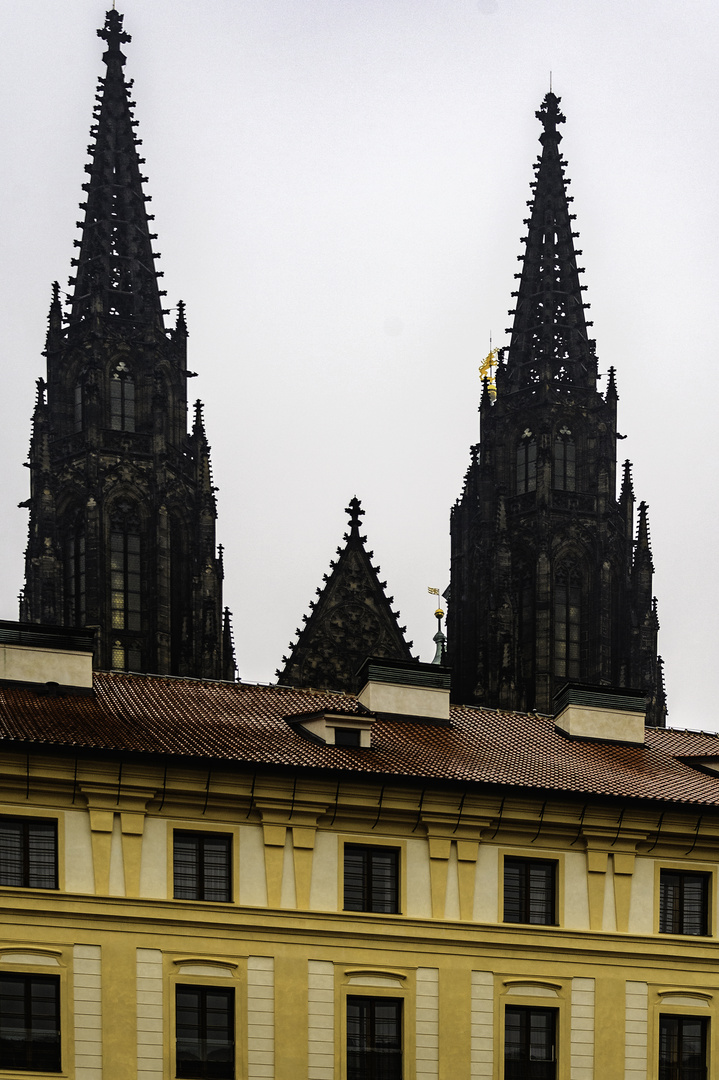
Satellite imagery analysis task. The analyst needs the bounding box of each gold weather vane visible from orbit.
[428,586,443,617]
[479,335,498,400]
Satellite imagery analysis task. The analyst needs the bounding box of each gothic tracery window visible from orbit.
[109,502,142,670]
[516,430,537,494]
[64,515,86,626]
[554,565,581,681]
[110,361,135,432]
[553,426,576,491]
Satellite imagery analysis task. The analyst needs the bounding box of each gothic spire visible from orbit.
[503,92,596,392]
[68,9,165,329]
[277,498,414,692]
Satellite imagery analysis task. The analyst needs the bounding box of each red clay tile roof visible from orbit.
[0,671,718,806]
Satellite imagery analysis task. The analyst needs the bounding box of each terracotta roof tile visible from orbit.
[0,672,718,806]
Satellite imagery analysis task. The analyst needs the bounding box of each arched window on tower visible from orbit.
[516,430,537,494]
[554,565,581,682]
[110,361,135,432]
[64,514,86,626]
[553,426,576,491]
[110,502,142,671]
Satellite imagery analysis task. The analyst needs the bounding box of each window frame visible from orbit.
[0,815,59,891]
[346,995,403,1080]
[166,823,239,905]
[503,856,558,926]
[503,1003,557,1080]
[658,868,711,937]
[342,841,402,915]
[173,830,233,904]
[658,1013,708,1080]
[175,983,235,1080]
[0,971,62,1073]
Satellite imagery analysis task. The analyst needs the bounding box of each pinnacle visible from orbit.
[635,501,654,567]
[69,9,165,330]
[192,399,207,437]
[536,92,566,142]
[346,496,365,533]
[620,459,634,498]
[503,93,597,393]
[606,366,618,400]
[97,9,131,60]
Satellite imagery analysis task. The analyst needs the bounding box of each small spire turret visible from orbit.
[431,607,446,665]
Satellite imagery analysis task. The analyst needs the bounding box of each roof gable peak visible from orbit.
[277,497,415,693]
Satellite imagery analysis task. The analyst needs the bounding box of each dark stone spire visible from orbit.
[20,10,233,681]
[503,92,596,394]
[448,93,665,724]
[68,9,165,329]
[277,498,414,692]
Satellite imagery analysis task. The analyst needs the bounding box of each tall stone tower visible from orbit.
[447,93,665,724]
[20,10,234,680]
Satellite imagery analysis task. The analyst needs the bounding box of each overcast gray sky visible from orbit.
[1,1,717,728]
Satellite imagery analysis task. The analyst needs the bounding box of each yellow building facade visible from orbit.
[1,633,718,1078]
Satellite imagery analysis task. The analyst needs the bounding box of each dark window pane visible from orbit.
[344,846,399,914]
[660,871,709,936]
[335,728,361,747]
[176,985,234,1080]
[505,1007,556,1080]
[659,1015,707,1080]
[504,858,556,925]
[0,974,61,1071]
[0,818,57,890]
[174,832,231,903]
[347,997,402,1080]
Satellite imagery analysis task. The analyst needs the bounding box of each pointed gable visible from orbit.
[277,498,414,692]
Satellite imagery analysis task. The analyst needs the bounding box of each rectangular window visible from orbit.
[659,870,709,936]
[659,1015,707,1080]
[176,985,234,1080]
[0,817,57,890]
[504,857,556,925]
[174,832,232,903]
[0,973,61,1072]
[347,996,402,1080]
[335,728,361,747]
[504,1006,556,1080]
[344,845,399,914]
